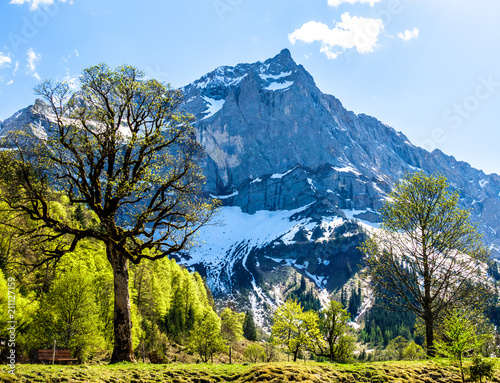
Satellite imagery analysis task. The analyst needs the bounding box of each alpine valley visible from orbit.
[2,49,500,328]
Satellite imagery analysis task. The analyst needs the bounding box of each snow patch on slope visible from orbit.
[265,81,294,91]
[195,73,247,89]
[271,166,297,179]
[186,204,313,292]
[201,96,225,120]
[260,71,292,81]
[210,190,239,200]
[332,165,362,176]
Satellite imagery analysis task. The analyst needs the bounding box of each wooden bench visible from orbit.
[37,349,78,364]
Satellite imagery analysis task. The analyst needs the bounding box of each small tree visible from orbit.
[312,300,355,362]
[362,172,489,356]
[220,307,244,344]
[469,355,496,383]
[263,339,279,362]
[0,64,217,362]
[403,341,425,360]
[188,309,225,363]
[243,310,257,341]
[386,336,408,360]
[271,299,321,362]
[29,266,104,361]
[243,344,265,363]
[435,309,483,383]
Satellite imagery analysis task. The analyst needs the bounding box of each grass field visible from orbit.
[1,360,500,382]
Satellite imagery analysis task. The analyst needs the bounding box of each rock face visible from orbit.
[0,100,52,140]
[180,49,500,249]
[2,49,500,326]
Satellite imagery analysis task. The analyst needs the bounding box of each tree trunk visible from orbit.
[108,243,136,363]
[424,310,435,357]
[459,355,465,383]
[422,241,435,358]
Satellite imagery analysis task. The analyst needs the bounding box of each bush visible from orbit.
[243,344,265,363]
[469,355,495,383]
[403,341,425,360]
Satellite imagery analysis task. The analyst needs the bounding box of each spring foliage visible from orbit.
[271,299,355,362]
[0,63,218,362]
[0,191,217,362]
[362,172,489,356]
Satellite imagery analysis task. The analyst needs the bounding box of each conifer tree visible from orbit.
[243,310,257,341]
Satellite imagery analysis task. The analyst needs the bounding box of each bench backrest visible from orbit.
[38,349,73,358]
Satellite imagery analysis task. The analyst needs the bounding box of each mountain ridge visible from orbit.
[2,49,500,326]
[177,49,500,242]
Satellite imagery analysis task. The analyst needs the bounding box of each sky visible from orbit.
[1,0,500,174]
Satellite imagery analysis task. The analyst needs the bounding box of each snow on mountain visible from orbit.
[265,81,294,91]
[3,48,500,324]
[181,202,369,327]
[173,48,500,322]
[185,204,313,292]
[201,96,225,120]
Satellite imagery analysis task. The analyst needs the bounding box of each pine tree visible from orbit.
[243,310,257,341]
[300,275,306,292]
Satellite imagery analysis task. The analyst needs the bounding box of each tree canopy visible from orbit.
[0,64,218,362]
[271,299,321,362]
[361,171,489,356]
[313,300,356,362]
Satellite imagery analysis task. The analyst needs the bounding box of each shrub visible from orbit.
[469,355,495,383]
[244,344,265,363]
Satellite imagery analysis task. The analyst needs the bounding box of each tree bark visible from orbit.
[424,309,435,357]
[108,243,136,363]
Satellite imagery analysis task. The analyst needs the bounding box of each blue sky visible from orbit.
[1,0,500,174]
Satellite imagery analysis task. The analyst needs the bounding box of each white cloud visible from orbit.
[10,0,71,11]
[0,52,12,68]
[26,48,41,80]
[398,28,419,42]
[289,12,384,60]
[13,61,19,75]
[7,80,14,85]
[62,48,80,64]
[63,69,79,90]
[328,0,381,7]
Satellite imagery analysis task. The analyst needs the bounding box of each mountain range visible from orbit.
[1,49,499,327]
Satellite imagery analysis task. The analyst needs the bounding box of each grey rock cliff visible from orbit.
[178,49,500,254]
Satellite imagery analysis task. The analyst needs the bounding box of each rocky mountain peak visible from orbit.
[0,100,52,139]
[175,50,500,258]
